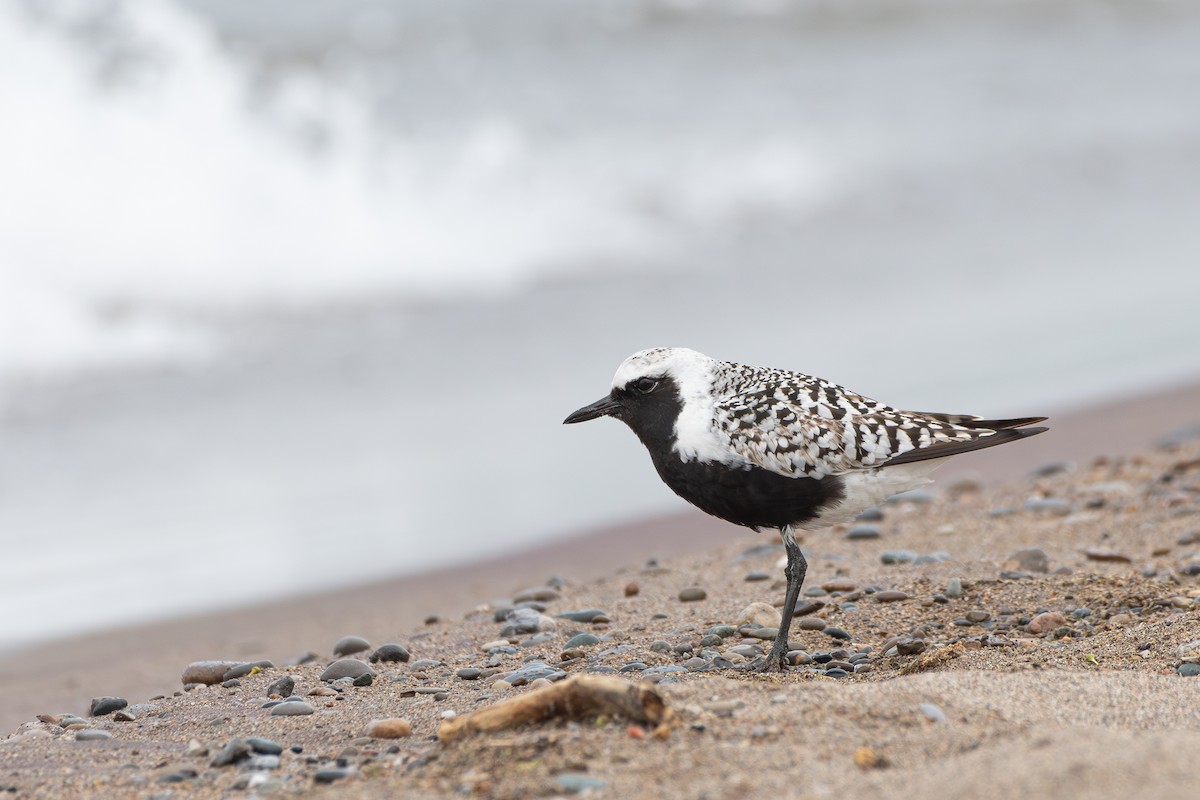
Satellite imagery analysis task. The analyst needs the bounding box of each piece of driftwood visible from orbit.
[438,675,674,743]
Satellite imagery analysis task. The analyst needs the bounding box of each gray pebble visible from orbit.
[847,525,881,540]
[744,571,772,582]
[457,668,482,680]
[512,586,560,603]
[352,673,374,686]
[74,729,113,741]
[244,755,280,770]
[333,636,371,657]
[267,676,295,697]
[707,625,736,638]
[999,570,1033,580]
[873,590,908,603]
[211,739,251,767]
[1010,548,1050,573]
[945,578,963,598]
[678,586,707,602]
[223,660,274,681]
[313,767,355,784]
[409,658,443,670]
[555,774,607,794]
[556,609,608,623]
[246,737,283,755]
[823,626,851,640]
[856,507,885,522]
[919,703,948,722]
[270,701,315,716]
[965,610,991,623]
[881,550,917,565]
[1178,663,1200,677]
[564,633,602,649]
[88,697,128,717]
[319,659,376,682]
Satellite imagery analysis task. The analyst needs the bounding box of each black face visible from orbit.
[563,376,683,450]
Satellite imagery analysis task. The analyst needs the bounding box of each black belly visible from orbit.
[650,453,844,532]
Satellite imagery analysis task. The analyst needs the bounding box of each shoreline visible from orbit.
[1,378,1198,734]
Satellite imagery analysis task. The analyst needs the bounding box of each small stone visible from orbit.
[678,587,707,602]
[896,636,926,656]
[880,551,917,565]
[796,616,826,631]
[856,507,884,522]
[744,571,772,582]
[1083,547,1132,563]
[823,626,851,641]
[1029,462,1075,478]
[365,718,412,738]
[352,673,374,686]
[314,767,354,784]
[211,739,252,767]
[624,581,640,597]
[246,737,283,755]
[874,590,908,603]
[737,602,781,628]
[267,676,295,697]
[846,525,881,540]
[1008,548,1050,573]
[999,570,1032,581]
[555,774,607,794]
[743,627,779,640]
[181,661,241,686]
[244,755,280,771]
[88,697,128,717]
[1027,611,1067,634]
[965,610,991,623]
[557,609,609,623]
[223,660,274,681]
[822,578,858,593]
[564,633,602,649]
[481,639,511,652]
[1178,663,1200,677]
[918,703,947,722]
[945,578,963,598]
[333,636,371,657]
[320,659,376,682]
[1024,497,1072,515]
[794,600,825,617]
[457,668,482,680]
[112,710,136,722]
[513,586,560,603]
[74,729,113,741]
[270,701,315,716]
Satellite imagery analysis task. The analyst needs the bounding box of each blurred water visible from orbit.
[2,0,1199,649]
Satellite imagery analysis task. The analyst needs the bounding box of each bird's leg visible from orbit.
[757,526,807,672]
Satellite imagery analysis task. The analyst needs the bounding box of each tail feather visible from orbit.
[881,424,1048,467]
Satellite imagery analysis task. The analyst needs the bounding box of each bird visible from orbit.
[563,347,1048,671]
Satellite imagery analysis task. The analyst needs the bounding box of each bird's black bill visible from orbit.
[563,395,622,424]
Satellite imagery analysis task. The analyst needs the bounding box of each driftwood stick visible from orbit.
[438,674,673,743]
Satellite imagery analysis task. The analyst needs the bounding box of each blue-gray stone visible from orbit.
[881,551,917,565]
[555,774,607,794]
[556,609,609,623]
[270,701,315,716]
[320,659,376,682]
[564,633,602,649]
[919,703,947,722]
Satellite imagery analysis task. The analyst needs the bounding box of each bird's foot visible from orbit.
[748,644,790,673]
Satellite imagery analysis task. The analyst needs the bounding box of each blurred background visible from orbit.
[2,0,1199,652]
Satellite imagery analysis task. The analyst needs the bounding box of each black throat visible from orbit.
[616,378,844,532]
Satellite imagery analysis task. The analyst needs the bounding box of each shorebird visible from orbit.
[563,347,1047,671]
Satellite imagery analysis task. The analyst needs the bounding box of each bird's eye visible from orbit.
[633,377,658,394]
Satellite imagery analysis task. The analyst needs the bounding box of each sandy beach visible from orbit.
[0,380,1198,797]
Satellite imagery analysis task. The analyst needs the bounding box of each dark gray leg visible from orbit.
[756,526,807,672]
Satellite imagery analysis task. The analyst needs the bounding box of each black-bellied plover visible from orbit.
[564,347,1047,671]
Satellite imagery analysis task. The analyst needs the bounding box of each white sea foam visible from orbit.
[0,0,830,380]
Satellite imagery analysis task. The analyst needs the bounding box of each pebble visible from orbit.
[1009,548,1050,573]
[856,507,884,521]
[744,571,772,582]
[743,627,779,640]
[738,602,781,628]
[873,590,908,603]
[319,659,376,682]
[624,581,640,596]
[794,600,825,616]
[501,607,558,637]
[332,636,371,657]
[112,710,136,722]
[1179,664,1200,677]
[822,578,858,593]
[313,767,355,784]
[965,610,991,623]
[1083,547,1132,563]
[352,673,374,686]
[707,625,736,638]
[999,570,1032,580]
[880,551,917,564]
[88,697,128,717]
[267,676,295,697]
[1029,461,1075,478]
[512,586,560,603]
[211,739,251,767]
[678,586,707,602]
[181,661,241,686]
[244,755,280,771]
[564,633,602,649]
[846,525,881,540]
[896,636,927,655]
[823,626,851,640]
[246,737,283,755]
[945,578,963,598]
[223,660,274,681]
[555,774,607,794]
[1027,611,1067,634]
[796,616,826,631]
[889,488,935,504]
[919,703,948,722]
[270,701,315,716]
[1024,497,1072,515]
[74,729,113,741]
[365,718,412,738]
[556,609,609,623]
